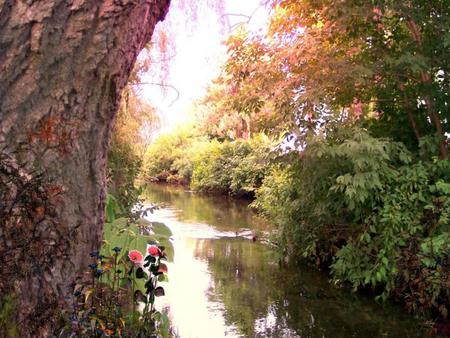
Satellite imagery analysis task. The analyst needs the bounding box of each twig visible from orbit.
[223,3,264,33]
[132,82,180,106]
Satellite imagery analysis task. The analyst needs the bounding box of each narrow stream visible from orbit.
[143,184,426,338]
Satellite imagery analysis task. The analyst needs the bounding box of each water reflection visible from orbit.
[194,238,424,338]
[161,236,239,337]
[144,184,425,338]
[142,184,271,232]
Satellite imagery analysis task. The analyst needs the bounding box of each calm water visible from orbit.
[142,184,426,338]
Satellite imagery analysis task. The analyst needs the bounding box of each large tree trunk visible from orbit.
[0,1,170,336]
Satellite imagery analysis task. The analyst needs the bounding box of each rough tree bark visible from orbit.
[0,1,170,336]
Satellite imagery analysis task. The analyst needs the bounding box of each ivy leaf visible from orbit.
[154,287,165,297]
[135,267,147,279]
[134,290,146,303]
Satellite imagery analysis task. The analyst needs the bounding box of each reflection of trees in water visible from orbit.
[143,184,270,231]
[194,238,425,338]
[194,238,278,337]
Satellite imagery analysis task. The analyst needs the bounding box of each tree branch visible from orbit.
[132,82,180,106]
[222,4,264,33]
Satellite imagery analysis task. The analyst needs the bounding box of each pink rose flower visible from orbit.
[128,250,143,265]
[148,245,160,257]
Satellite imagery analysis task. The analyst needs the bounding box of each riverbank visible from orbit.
[142,132,272,198]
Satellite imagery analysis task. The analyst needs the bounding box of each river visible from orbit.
[143,183,426,338]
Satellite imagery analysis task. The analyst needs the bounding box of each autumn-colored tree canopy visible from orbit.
[202,0,449,156]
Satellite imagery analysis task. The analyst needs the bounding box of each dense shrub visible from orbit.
[142,127,199,182]
[191,136,273,195]
[143,130,273,196]
[189,139,231,192]
[229,135,274,195]
[254,128,450,318]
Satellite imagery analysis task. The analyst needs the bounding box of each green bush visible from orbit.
[230,135,273,195]
[331,155,449,317]
[143,127,199,182]
[254,128,450,318]
[143,129,273,196]
[190,135,272,196]
[191,139,248,194]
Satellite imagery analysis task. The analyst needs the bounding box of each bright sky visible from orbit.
[140,0,269,135]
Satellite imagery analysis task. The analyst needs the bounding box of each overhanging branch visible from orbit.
[132,82,180,106]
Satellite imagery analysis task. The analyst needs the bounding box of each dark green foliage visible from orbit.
[62,198,173,337]
[254,128,449,318]
[64,244,170,337]
[102,218,173,264]
[57,179,174,336]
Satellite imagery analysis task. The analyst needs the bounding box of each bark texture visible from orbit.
[0,1,170,336]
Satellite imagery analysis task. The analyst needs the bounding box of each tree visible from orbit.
[0,1,170,336]
[205,0,449,157]
[200,29,289,140]
[267,0,449,157]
